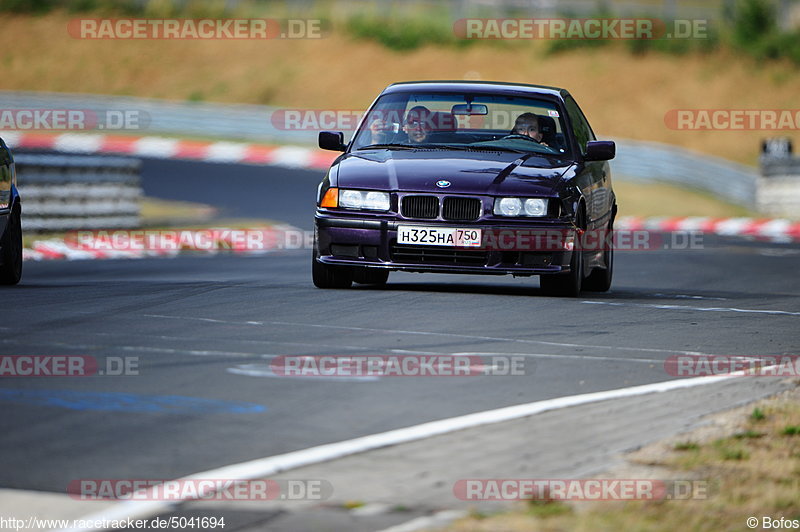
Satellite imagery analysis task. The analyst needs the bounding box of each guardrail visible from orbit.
[0,90,311,145]
[1,90,762,210]
[613,139,758,208]
[14,154,142,232]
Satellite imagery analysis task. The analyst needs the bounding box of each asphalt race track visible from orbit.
[138,158,322,229]
[2,158,799,521]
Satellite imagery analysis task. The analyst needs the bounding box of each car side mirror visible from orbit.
[319,131,346,152]
[584,140,615,161]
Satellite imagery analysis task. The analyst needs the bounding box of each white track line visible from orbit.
[375,510,468,532]
[59,370,758,532]
[650,293,729,301]
[141,314,729,357]
[583,301,800,317]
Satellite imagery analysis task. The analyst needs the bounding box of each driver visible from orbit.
[511,112,548,146]
[368,106,432,145]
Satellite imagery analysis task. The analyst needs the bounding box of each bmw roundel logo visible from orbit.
[436,180,451,188]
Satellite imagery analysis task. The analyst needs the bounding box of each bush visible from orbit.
[0,0,57,13]
[626,24,720,56]
[345,14,466,51]
[732,0,776,48]
[729,0,800,64]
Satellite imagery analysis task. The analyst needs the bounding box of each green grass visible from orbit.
[733,430,766,440]
[525,498,574,518]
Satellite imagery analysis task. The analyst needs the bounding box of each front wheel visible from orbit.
[540,216,585,297]
[312,255,352,289]
[539,244,583,297]
[312,237,352,289]
[0,207,22,286]
[583,243,613,292]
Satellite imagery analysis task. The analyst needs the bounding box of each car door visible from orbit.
[564,96,611,231]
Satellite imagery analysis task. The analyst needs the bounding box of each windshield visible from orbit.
[351,91,570,157]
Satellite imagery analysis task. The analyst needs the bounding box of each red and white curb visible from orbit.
[616,216,800,243]
[23,225,301,262]
[2,131,338,169]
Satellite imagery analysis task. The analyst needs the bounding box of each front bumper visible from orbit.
[315,213,577,276]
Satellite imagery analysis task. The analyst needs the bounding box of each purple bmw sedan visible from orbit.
[313,81,616,297]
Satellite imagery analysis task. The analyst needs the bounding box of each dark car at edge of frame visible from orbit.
[0,136,22,286]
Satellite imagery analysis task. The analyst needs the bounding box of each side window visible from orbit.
[0,138,10,170]
[564,96,595,156]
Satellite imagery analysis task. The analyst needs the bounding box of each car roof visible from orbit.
[384,80,569,100]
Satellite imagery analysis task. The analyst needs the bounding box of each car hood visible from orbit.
[332,149,574,197]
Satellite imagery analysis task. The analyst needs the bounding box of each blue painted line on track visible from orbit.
[0,388,266,414]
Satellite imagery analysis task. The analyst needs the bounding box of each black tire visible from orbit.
[583,235,613,293]
[311,241,352,289]
[0,207,22,286]
[539,244,583,297]
[352,267,389,285]
[540,211,585,297]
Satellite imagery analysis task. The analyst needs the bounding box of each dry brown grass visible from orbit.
[2,12,799,165]
[139,196,217,225]
[613,181,756,218]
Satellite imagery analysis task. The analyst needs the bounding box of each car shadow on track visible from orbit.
[353,283,784,302]
[355,281,541,297]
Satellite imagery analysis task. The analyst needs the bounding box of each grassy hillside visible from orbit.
[1,11,799,165]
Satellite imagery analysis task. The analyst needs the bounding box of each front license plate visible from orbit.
[397,226,482,247]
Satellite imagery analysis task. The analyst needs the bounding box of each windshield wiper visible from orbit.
[454,144,528,154]
[359,143,464,151]
[358,143,421,150]
[467,144,566,156]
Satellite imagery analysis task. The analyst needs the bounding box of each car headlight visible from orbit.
[364,191,391,211]
[495,197,522,216]
[331,188,391,211]
[494,197,548,217]
[523,198,547,216]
